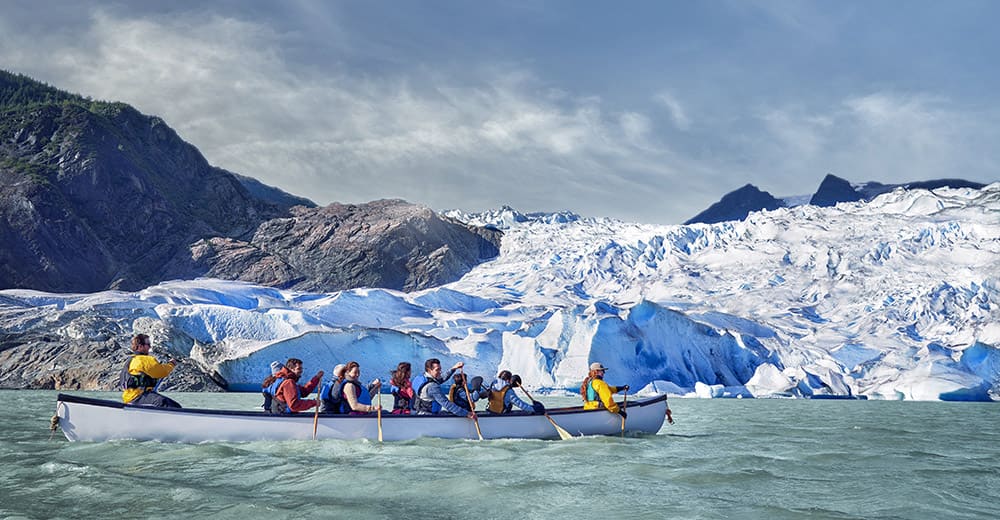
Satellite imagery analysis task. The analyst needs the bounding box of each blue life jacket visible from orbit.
[267,377,302,414]
[414,377,440,414]
[410,375,428,410]
[338,380,372,413]
[320,379,346,413]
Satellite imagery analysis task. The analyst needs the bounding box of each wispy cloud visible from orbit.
[2,2,997,224]
[653,91,691,131]
[747,93,1000,195]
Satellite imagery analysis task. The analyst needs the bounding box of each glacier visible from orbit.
[2,184,998,400]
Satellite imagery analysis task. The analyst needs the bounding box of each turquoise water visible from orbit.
[2,391,998,519]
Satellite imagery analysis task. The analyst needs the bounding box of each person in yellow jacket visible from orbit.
[119,334,181,408]
[580,362,629,418]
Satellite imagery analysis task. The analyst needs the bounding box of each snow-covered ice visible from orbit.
[2,184,998,400]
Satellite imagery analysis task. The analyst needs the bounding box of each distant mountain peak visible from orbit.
[684,184,784,225]
[810,173,864,207]
[687,174,990,224]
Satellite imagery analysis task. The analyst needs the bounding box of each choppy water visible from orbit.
[2,391,998,520]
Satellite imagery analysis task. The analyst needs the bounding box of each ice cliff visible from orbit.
[2,185,998,400]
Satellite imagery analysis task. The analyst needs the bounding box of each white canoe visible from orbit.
[55,393,668,442]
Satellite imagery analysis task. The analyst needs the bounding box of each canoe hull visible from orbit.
[55,393,668,442]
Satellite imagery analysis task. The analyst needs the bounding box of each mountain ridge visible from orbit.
[0,70,501,293]
[686,173,989,224]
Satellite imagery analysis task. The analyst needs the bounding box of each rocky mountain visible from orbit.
[686,173,988,224]
[183,199,502,292]
[683,184,785,225]
[0,71,501,296]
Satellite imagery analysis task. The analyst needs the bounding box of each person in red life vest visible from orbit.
[340,360,381,414]
[389,361,414,414]
[580,362,629,419]
[270,358,324,414]
[120,334,181,408]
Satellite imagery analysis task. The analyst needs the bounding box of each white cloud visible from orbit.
[747,92,1000,195]
[653,91,691,131]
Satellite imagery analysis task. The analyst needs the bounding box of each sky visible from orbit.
[2,1,999,224]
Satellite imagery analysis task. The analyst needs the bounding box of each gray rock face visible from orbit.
[1,72,501,295]
[0,331,225,392]
[193,200,502,292]
[0,101,298,292]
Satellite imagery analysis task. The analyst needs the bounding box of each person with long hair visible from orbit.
[389,362,414,414]
[580,362,629,419]
[339,361,381,414]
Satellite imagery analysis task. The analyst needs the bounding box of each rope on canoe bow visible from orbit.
[49,402,62,440]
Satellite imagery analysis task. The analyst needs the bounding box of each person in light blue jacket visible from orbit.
[413,358,475,418]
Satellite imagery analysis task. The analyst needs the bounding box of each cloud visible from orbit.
[2,4,997,224]
[1,8,703,221]
[653,91,691,131]
[748,92,1000,195]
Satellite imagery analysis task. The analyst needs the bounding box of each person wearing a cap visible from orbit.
[259,360,284,411]
[580,362,629,418]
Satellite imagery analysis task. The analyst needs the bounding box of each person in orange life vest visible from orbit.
[485,372,538,414]
[273,358,324,413]
[120,333,181,408]
[580,362,629,419]
[340,361,381,414]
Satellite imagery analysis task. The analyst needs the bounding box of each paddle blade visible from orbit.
[547,415,573,440]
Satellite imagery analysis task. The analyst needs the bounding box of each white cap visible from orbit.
[333,364,346,378]
[270,361,283,375]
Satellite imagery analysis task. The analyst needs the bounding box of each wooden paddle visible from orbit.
[312,381,322,440]
[376,387,383,442]
[459,369,484,440]
[620,391,628,438]
[518,387,573,440]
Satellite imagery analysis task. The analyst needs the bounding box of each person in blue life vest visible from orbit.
[120,334,181,408]
[338,361,381,414]
[448,372,486,411]
[318,363,347,413]
[580,362,629,419]
[267,358,323,414]
[260,360,283,411]
[485,371,543,414]
[413,358,475,418]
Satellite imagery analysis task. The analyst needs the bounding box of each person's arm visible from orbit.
[279,380,317,413]
[505,389,535,412]
[299,372,323,396]
[429,384,470,416]
[137,356,175,379]
[343,382,364,412]
[593,379,620,413]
